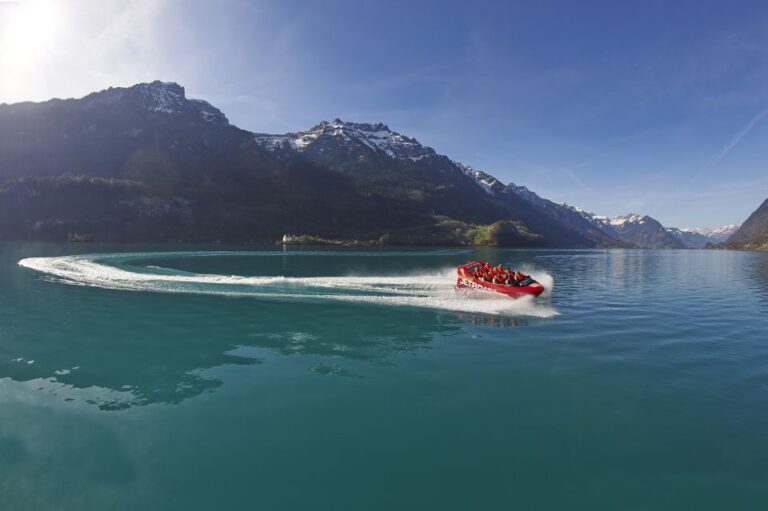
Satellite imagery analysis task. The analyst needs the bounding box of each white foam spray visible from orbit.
[18,253,557,318]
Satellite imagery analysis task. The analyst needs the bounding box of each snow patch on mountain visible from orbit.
[84,81,228,125]
[255,118,533,201]
[507,183,548,208]
[610,214,646,226]
[679,224,740,241]
[452,162,503,194]
[452,161,551,208]
[140,82,185,113]
[564,205,617,231]
[680,224,739,236]
[252,116,734,249]
[188,99,229,124]
[254,119,435,160]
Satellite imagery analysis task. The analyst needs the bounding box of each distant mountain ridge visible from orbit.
[569,211,683,248]
[557,206,736,249]
[255,119,624,247]
[681,224,739,242]
[0,81,735,247]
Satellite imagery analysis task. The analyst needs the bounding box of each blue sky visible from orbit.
[1,0,767,227]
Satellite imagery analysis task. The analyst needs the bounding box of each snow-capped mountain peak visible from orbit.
[136,81,186,113]
[610,213,646,226]
[256,119,548,204]
[252,116,735,250]
[565,204,609,222]
[254,118,436,160]
[84,81,228,125]
[679,224,740,241]
[87,81,185,112]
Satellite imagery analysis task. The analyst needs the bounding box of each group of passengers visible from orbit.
[472,263,527,286]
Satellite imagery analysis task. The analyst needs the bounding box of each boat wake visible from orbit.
[18,252,557,318]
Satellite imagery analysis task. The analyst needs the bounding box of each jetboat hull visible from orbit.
[456,261,544,298]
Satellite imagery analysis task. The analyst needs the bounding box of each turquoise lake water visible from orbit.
[2,243,768,510]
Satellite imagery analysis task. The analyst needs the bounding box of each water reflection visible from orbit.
[1,244,548,411]
[747,251,768,312]
[0,282,465,410]
[455,314,528,328]
[0,402,137,505]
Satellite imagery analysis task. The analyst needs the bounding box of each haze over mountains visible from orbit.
[0,81,753,247]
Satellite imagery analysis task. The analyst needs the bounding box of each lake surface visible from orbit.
[2,244,768,510]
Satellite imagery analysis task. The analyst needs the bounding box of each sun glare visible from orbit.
[1,0,61,83]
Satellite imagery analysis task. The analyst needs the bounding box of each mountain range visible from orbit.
[0,81,745,247]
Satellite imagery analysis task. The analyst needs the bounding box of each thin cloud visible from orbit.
[674,104,768,195]
[710,105,768,165]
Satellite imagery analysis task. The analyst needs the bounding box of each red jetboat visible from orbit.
[456,261,544,298]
